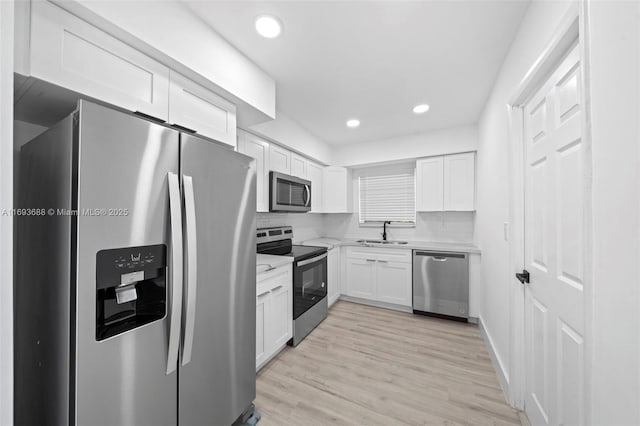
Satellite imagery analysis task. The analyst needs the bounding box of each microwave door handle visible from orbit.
[304,185,311,207]
[181,175,197,367]
[166,172,183,375]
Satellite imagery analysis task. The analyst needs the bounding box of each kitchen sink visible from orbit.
[357,239,408,245]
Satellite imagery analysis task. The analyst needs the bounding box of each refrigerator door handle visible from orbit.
[167,172,184,375]
[181,175,198,366]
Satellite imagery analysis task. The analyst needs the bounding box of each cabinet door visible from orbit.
[255,290,270,368]
[270,284,293,348]
[376,261,412,307]
[345,257,376,299]
[416,157,444,211]
[169,72,237,147]
[237,132,270,212]
[307,162,324,213]
[323,166,352,213]
[444,152,475,211]
[29,1,170,121]
[269,145,291,174]
[327,248,340,306]
[290,153,307,178]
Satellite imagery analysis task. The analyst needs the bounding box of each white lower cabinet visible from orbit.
[345,257,376,299]
[345,247,412,307]
[256,264,292,370]
[327,247,341,306]
[376,261,412,306]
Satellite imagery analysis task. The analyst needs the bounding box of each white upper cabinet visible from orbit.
[416,152,475,212]
[290,153,307,178]
[237,131,270,212]
[443,152,475,211]
[323,166,352,213]
[307,161,324,213]
[169,72,237,147]
[269,145,291,174]
[416,157,444,211]
[24,1,170,121]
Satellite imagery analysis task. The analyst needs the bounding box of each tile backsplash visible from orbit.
[257,213,325,243]
[322,212,475,243]
[257,211,475,244]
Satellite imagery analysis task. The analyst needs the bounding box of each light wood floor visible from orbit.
[255,301,521,426]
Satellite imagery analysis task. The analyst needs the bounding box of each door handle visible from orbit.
[516,269,530,284]
[181,175,197,367]
[166,172,183,375]
[304,185,311,207]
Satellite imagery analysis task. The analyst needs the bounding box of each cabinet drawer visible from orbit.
[29,1,170,121]
[169,72,237,147]
[345,246,411,264]
[257,264,292,295]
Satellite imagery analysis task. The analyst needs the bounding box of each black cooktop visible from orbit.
[287,245,326,261]
[257,241,326,262]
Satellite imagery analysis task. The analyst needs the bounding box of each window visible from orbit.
[358,168,416,225]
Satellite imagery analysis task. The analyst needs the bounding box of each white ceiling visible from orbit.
[185,1,530,145]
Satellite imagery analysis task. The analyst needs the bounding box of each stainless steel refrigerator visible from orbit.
[15,100,257,426]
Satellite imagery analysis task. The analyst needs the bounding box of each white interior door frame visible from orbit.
[505,2,593,421]
[0,1,14,425]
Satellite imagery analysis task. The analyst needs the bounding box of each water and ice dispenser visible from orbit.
[96,244,167,341]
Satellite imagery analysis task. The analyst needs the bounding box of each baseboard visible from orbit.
[339,295,413,313]
[328,293,340,307]
[478,315,511,405]
[256,343,288,372]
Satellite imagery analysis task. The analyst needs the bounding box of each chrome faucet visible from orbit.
[382,221,391,241]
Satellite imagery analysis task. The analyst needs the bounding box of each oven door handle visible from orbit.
[297,252,328,267]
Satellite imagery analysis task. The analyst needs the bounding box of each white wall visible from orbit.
[0,1,14,424]
[332,124,477,167]
[587,2,640,424]
[476,0,573,386]
[248,110,333,165]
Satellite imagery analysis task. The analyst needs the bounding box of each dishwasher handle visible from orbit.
[414,251,466,259]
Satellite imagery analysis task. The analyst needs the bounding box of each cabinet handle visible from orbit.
[378,260,388,263]
[271,285,283,292]
[257,290,270,298]
[366,259,376,262]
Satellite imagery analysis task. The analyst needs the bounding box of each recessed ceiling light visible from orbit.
[346,119,360,128]
[413,104,430,114]
[255,15,282,39]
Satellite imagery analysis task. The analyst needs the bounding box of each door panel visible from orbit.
[346,258,376,299]
[271,285,292,348]
[179,134,256,426]
[256,292,268,367]
[75,101,179,426]
[376,261,412,306]
[237,132,269,212]
[523,44,584,426]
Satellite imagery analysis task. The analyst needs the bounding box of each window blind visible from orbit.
[359,170,416,224]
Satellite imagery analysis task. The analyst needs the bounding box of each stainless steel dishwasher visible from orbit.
[412,250,469,320]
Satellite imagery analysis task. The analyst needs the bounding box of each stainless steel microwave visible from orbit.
[269,171,311,212]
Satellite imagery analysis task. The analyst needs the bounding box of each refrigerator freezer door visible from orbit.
[179,134,257,426]
[75,101,180,426]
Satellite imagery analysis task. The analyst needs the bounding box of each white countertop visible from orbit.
[256,253,293,274]
[303,237,481,254]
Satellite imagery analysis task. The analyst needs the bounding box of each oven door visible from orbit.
[293,252,327,319]
[270,171,311,212]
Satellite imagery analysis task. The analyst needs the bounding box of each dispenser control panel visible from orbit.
[96,244,166,290]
